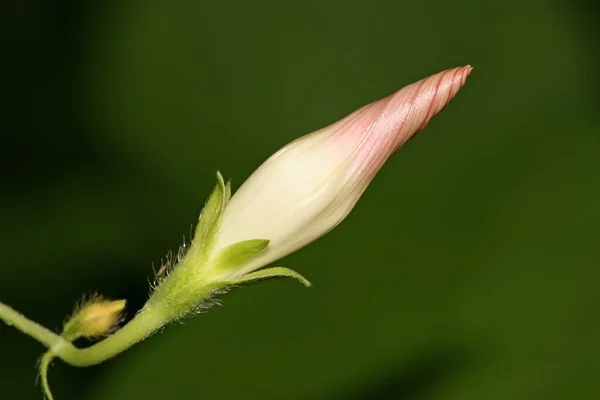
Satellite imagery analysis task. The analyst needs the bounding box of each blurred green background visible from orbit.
[1,0,599,399]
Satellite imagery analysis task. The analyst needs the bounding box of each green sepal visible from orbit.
[224,180,232,205]
[212,239,270,273]
[193,172,227,258]
[225,267,312,287]
[61,317,83,342]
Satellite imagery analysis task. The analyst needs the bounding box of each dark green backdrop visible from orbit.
[2,0,599,399]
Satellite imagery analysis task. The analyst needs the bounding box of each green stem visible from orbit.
[59,303,169,366]
[0,300,170,367]
[40,351,57,400]
[0,302,68,350]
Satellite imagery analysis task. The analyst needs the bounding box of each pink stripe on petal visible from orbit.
[345,66,472,184]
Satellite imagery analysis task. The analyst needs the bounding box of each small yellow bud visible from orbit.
[78,298,126,338]
[63,295,126,340]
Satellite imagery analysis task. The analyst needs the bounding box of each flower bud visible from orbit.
[62,295,126,340]
[211,66,472,279]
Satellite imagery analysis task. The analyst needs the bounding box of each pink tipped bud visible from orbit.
[212,66,472,278]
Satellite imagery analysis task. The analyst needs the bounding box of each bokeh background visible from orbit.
[2,0,599,399]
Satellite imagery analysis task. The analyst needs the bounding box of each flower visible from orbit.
[210,66,472,279]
